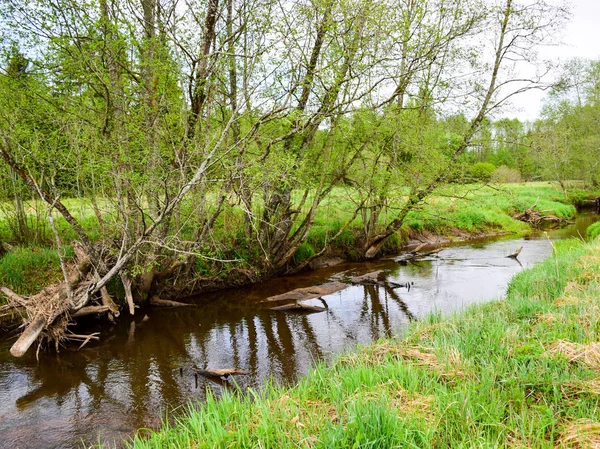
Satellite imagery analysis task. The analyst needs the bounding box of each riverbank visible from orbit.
[125,232,600,448]
[0,182,590,310]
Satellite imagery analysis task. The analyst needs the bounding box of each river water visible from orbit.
[1,213,598,449]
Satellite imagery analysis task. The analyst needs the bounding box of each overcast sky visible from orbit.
[506,0,600,122]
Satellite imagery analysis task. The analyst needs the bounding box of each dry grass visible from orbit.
[341,341,467,379]
[546,340,600,369]
[557,419,600,448]
[562,378,600,397]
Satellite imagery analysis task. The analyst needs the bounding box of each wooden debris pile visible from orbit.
[513,203,570,228]
[1,243,120,357]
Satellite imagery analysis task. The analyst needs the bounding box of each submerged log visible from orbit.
[262,282,347,304]
[270,302,327,313]
[192,367,248,378]
[150,296,191,307]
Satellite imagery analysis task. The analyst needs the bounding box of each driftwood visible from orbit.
[150,296,191,307]
[192,367,248,378]
[506,246,523,259]
[262,282,347,304]
[270,302,327,313]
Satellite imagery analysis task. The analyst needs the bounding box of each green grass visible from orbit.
[303,182,578,258]
[0,246,74,305]
[587,222,600,240]
[124,235,600,448]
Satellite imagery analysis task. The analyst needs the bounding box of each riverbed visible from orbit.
[0,213,598,449]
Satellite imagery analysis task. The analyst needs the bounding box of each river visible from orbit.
[0,213,598,449]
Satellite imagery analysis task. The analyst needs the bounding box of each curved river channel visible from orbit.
[1,213,598,449]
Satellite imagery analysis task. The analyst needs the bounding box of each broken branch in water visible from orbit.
[192,367,248,378]
[270,302,327,313]
[507,246,523,259]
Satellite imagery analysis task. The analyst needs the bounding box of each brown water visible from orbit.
[1,213,598,449]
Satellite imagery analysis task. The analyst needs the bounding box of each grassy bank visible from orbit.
[0,182,592,306]
[125,236,600,448]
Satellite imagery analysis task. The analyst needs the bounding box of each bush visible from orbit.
[469,162,496,182]
[491,165,522,183]
[587,222,600,240]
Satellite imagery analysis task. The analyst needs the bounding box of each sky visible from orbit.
[506,0,600,122]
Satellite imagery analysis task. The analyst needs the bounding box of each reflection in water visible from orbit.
[0,213,598,449]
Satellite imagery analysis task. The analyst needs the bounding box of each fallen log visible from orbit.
[10,316,46,357]
[270,302,327,313]
[262,282,348,304]
[506,246,523,259]
[192,367,248,378]
[150,296,191,307]
[71,305,111,318]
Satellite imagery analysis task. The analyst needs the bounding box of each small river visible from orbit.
[1,213,598,449]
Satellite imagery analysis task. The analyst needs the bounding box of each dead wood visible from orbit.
[262,282,348,304]
[270,302,327,313]
[121,273,135,316]
[0,287,27,305]
[349,270,384,285]
[71,306,111,318]
[507,246,523,259]
[150,296,191,307]
[513,203,569,228]
[192,367,248,377]
[420,247,443,256]
[10,316,46,357]
[1,241,14,253]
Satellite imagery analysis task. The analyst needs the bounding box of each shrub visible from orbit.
[469,162,496,182]
[491,165,522,183]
